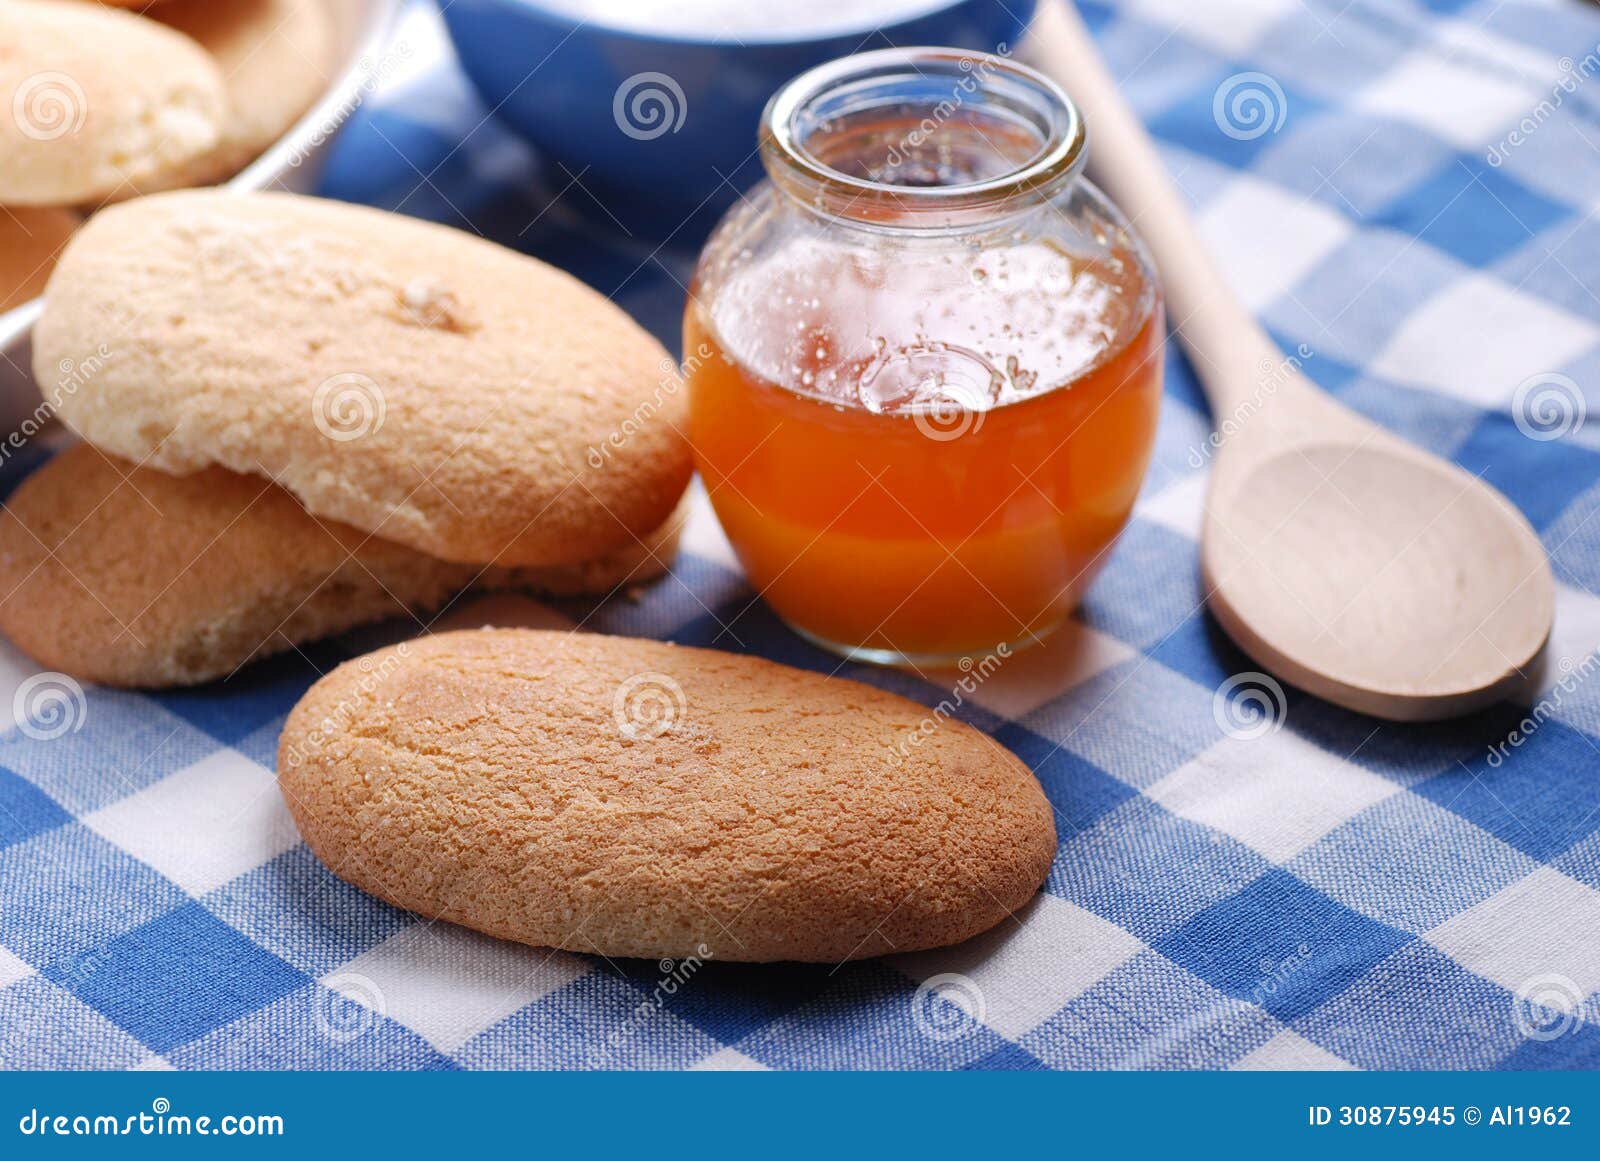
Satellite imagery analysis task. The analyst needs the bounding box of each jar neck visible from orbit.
[759,47,1087,232]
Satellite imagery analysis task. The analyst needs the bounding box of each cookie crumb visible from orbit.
[397,278,476,333]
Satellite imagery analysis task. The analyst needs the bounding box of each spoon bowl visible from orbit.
[1203,439,1552,720]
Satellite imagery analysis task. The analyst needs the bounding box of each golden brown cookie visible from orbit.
[0,445,684,687]
[35,191,694,565]
[279,627,1058,962]
[0,0,225,205]
[0,206,77,313]
[154,0,334,185]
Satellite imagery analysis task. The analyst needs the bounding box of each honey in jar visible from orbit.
[687,48,1163,664]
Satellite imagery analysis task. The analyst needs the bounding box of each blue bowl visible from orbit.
[439,0,1034,235]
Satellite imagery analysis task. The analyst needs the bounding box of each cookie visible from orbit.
[0,206,77,313]
[155,0,334,185]
[279,628,1057,962]
[0,0,226,205]
[0,445,684,688]
[35,191,694,565]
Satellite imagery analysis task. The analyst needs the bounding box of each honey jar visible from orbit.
[686,47,1163,664]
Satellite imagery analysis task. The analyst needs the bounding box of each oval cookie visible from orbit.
[34,191,694,565]
[279,629,1057,962]
[0,445,685,688]
[0,0,225,204]
[155,0,334,185]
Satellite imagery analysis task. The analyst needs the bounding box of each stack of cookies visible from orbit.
[0,186,1059,964]
[0,189,695,685]
[0,189,1059,964]
[1,0,334,311]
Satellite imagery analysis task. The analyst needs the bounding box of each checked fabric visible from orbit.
[2,0,1600,1070]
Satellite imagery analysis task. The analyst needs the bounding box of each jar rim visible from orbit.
[759,46,1088,226]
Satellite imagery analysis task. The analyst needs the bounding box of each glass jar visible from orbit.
[685,47,1163,665]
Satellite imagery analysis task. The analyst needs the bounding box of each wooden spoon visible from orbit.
[1026,0,1552,721]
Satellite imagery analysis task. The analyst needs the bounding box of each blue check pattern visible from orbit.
[3,0,1600,1070]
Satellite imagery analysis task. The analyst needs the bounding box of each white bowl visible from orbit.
[0,0,402,432]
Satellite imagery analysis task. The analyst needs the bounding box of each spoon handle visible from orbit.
[1025,1,1300,418]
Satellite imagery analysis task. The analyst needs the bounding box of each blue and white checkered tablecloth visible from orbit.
[3,0,1600,1071]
